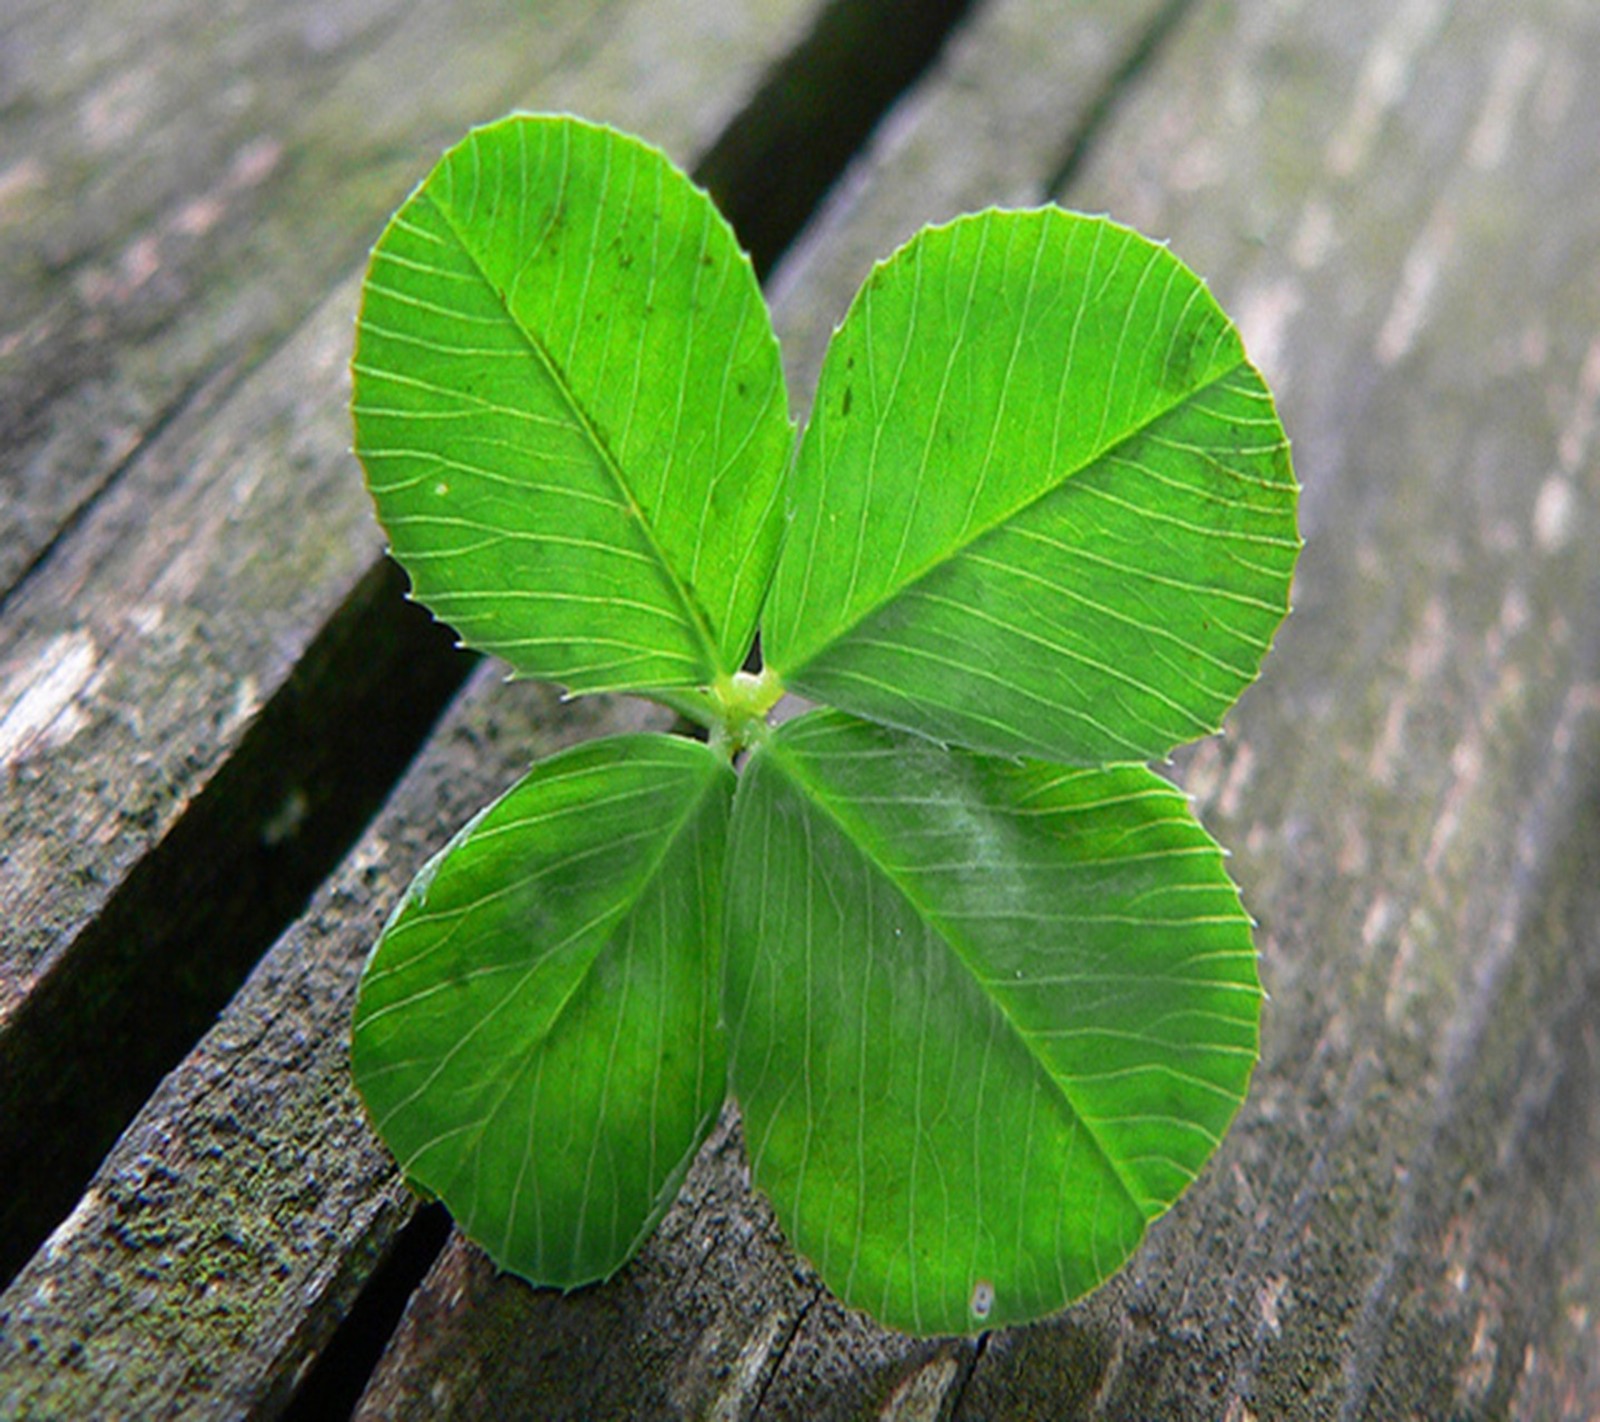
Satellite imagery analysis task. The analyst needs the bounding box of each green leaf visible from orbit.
[351,733,733,1287]
[353,115,792,695]
[762,209,1298,765]
[724,710,1259,1335]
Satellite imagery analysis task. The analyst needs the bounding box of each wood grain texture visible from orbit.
[0,669,666,1419]
[1046,0,1600,1412]
[354,0,1600,1416]
[0,0,619,598]
[3,0,1598,1415]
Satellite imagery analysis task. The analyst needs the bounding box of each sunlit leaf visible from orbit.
[725,710,1259,1335]
[353,115,792,695]
[763,209,1297,765]
[351,733,733,1286]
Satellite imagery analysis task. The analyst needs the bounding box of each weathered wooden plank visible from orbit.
[2,0,504,590]
[6,0,1597,1416]
[694,0,979,277]
[347,0,1600,1416]
[342,1108,880,1422]
[0,0,829,1291]
[1024,0,1600,1411]
[0,666,667,1419]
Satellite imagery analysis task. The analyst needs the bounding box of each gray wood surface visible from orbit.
[2,0,1598,1416]
[0,668,665,1419]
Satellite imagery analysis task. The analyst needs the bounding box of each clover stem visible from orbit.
[709,664,785,759]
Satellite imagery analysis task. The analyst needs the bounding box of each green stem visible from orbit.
[708,665,785,759]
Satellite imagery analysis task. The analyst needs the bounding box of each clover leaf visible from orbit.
[350,113,1298,1336]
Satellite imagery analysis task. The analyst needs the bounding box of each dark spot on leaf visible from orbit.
[1164,328,1205,392]
[842,385,853,418]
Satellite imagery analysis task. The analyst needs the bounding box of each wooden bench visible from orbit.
[3,0,1598,1415]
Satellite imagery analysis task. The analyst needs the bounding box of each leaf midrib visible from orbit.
[761,725,1152,1219]
[420,187,726,686]
[776,355,1252,680]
